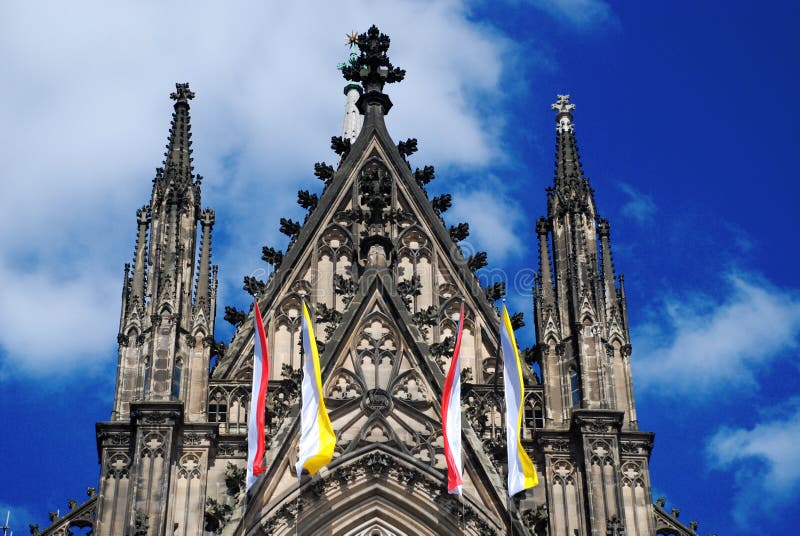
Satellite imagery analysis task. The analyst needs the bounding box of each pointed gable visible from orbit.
[242,270,509,534]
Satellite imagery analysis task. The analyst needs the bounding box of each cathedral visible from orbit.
[33,26,698,536]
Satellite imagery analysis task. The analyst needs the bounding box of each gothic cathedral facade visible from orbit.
[35,27,696,536]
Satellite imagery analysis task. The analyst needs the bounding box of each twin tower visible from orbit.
[35,26,697,536]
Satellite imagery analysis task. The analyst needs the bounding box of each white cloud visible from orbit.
[0,1,520,378]
[446,179,526,263]
[527,0,616,29]
[706,399,800,525]
[633,273,800,398]
[618,182,657,224]
[0,262,118,378]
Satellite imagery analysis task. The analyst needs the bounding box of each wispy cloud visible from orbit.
[447,177,526,263]
[0,1,522,379]
[527,0,616,29]
[633,273,800,399]
[706,398,800,525]
[618,182,657,224]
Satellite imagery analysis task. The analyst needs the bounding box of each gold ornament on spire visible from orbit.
[346,31,359,45]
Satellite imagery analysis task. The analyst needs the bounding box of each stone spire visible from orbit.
[535,94,634,424]
[129,206,151,307]
[194,208,217,321]
[550,94,590,207]
[340,25,406,115]
[112,83,215,419]
[339,32,364,143]
[161,82,195,190]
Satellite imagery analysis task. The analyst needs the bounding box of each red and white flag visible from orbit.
[246,299,270,491]
[441,302,465,495]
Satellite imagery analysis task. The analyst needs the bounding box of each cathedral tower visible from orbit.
[96,83,220,536]
[31,29,702,536]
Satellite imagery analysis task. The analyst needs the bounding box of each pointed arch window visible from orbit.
[209,391,227,423]
[570,366,582,407]
[524,399,545,438]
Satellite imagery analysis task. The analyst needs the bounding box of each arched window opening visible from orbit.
[228,390,248,434]
[68,523,93,536]
[209,391,227,423]
[524,401,545,438]
[570,367,582,407]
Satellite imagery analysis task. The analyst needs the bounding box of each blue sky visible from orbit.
[1,1,798,534]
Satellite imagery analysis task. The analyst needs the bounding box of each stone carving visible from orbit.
[141,432,166,458]
[225,462,246,496]
[105,453,130,479]
[606,515,625,536]
[521,504,548,536]
[99,431,130,446]
[178,453,202,479]
[132,509,148,536]
[328,371,363,401]
[260,451,497,535]
[204,498,233,534]
[363,389,392,412]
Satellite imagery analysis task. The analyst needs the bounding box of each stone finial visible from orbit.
[689,520,699,531]
[340,25,405,113]
[201,208,216,227]
[536,217,550,236]
[87,486,96,497]
[552,94,576,115]
[671,507,680,518]
[597,218,611,237]
[68,499,78,510]
[170,82,195,104]
[552,94,576,132]
[656,497,666,507]
[136,205,152,225]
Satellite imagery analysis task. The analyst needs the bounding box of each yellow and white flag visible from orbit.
[500,303,539,496]
[296,301,336,478]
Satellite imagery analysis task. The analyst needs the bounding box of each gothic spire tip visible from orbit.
[170,82,195,105]
[340,25,406,114]
[552,94,575,132]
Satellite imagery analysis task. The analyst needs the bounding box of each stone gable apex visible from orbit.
[214,108,511,381]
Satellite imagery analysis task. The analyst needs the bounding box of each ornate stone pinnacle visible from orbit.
[170,83,195,104]
[552,94,575,132]
[201,208,216,226]
[536,217,550,235]
[552,94,575,115]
